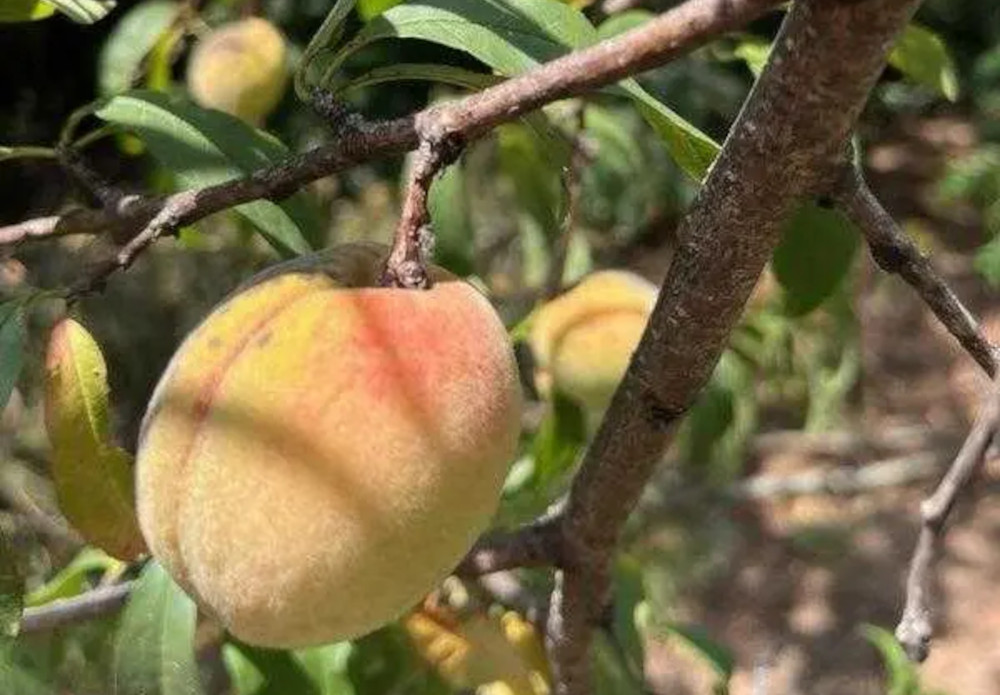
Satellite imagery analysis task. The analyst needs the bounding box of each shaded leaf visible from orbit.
[592,631,643,695]
[96,90,320,257]
[44,318,145,560]
[772,204,859,316]
[348,624,450,695]
[0,0,55,22]
[498,123,566,239]
[889,23,959,102]
[113,561,203,695]
[657,621,733,682]
[232,643,322,695]
[0,303,26,414]
[0,526,23,638]
[596,10,653,41]
[98,0,180,96]
[975,235,1000,287]
[427,160,474,276]
[610,557,645,678]
[294,643,356,695]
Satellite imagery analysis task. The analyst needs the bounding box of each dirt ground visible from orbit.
[643,116,1000,695]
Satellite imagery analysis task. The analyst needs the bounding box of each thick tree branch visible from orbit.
[896,384,1000,661]
[0,0,779,290]
[834,164,999,377]
[547,0,923,692]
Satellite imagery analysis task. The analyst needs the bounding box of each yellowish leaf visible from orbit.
[44,318,146,560]
[405,608,549,695]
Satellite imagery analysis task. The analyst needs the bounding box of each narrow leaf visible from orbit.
[889,23,959,102]
[98,0,180,96]
[44,318,145,560]
[96,90,320,257]
[26,548,121,607]
[0,304,26,414]
[113,561,203,695]
[0,526,24,637]
[304,0,717,179]
[47,0,115,23]
[427,161,474,276]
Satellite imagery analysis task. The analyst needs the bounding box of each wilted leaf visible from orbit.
[772,204,859,316]
[889,23,959,102]
[0,526,24,638]
[96,90,320,257]
[97,0,180,96]
[0,0,55,22]
[113,561,202,695]
[405,608,548,695]
[44,318,145,560]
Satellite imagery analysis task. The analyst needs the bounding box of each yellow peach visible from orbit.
[530,271,657,411]
[135,243,522,648]
[186,17,288,125]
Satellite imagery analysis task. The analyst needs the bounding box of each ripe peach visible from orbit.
[135,243,522,648]
[186,17,288,125]
[530,270,657,411]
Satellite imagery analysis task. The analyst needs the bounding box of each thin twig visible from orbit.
[834,164,999,377]
[895,383,1000,661]
[456,516,564,576]
[381,134,464,289]
[0,0,781,290]
[19,581,134,634]
[57,147,125,209]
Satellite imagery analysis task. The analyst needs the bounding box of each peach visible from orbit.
[135,243,522,648]
[186,17,288,125]
[529,270,657,411]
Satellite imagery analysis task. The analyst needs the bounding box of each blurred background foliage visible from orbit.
[0,0,998,693]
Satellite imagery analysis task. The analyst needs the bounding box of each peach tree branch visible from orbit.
[834,163,999,377]
[896,384,1000,661]
[0,0,779,291]
[546,0,925,692]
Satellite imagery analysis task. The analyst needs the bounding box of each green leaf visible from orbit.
[294,643,356,695]
[656,621,734,682]
[0,304,26,414]
[97,0,180,96]
[43,318,145,560]
[596,10,652,42]
[0,641,52,695]
[427,160,475,276]
[0,526,24,638]
[498,123,566,239]
[975,234,1000,287]
[48,0,115,23]
[889,23,959,102]
[732,36,771,78]
[96,90,320,257]
[232,643,322,695]
[860,624,921,695]
[610,557,645,678]
[357,0,403,20]
[26,548,121,607]
[592,631,644,695]
[302,0,718,180]
[772,204,859,316]
[0,0,55,22]
[113,562,203,695]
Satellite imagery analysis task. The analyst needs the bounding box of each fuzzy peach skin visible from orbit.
[529,270,657,411]
[135,243,522,648]
[186,17,288,125]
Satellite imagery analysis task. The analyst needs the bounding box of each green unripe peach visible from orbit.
[135,243,522,648]
[186,17,288,125]
[529,270,657,411]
